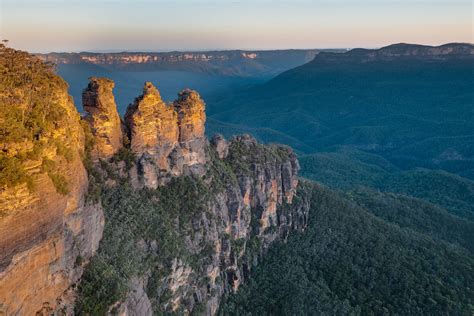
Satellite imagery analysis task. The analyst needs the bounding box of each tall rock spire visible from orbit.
[125,84,207,188]
[173,89,207,172]
[82,77,123,160]
[174,89,206,143]
[125,82,178,158]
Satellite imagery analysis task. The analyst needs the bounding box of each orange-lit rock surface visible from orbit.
[0,83,104,314]
[125,82,179,159]
[125,84,207,188]
[0,45,304,315]
[82,77,123,160]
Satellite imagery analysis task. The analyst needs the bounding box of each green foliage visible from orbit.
[205,146,238,191]
[220,184,474,315]
[79,120,104,203]
[299,148,474,221]
[225,137,292,176]
[76,174,218,313]
[0,153,31,189]
[76,184,170,314]
[54,140,73,162]
[48,173,70,195]
[41,158,70,195]
[0,44,72,191]
[379,169,474,221]
[110,147,135,170]
[346,188,474,253]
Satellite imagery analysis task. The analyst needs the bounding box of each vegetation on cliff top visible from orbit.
[0,44,72,193]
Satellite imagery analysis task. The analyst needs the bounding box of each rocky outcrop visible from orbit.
[0,64,104,314]
[83,77,123,160]
[125,82,179,159]
[173,88,207,174]
[37,49,322,77]
[124,82,179,188]
[125,83,206,188]
[211,134,229,159]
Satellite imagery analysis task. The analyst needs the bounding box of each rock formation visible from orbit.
[211,134,229,159]
[125,83,206,188]
[82,77,123,160]
[174,88,207,170]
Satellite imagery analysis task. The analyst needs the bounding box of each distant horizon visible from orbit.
[17,42,472,55]
[1,0,471,53]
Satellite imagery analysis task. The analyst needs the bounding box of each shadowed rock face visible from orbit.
[125,83,207,188]
[83,77,123,160]
[211,134,229,159]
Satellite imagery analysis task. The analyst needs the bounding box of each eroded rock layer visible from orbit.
[0,47,103,314]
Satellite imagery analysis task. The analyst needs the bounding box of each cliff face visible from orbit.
[76,131,308,314]
[142,136,306,315]
[0,46,103,315]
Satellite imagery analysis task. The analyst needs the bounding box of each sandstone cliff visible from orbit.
[0,45,103,315]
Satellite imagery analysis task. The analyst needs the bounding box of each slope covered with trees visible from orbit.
[220,183,474,315]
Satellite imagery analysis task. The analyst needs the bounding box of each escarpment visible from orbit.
[0,46,104,314]
[1,46,310,316]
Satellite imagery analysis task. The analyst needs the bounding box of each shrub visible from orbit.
[0,44,72,191]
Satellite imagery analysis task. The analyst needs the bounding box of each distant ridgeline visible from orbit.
[208,42,474,154]
[36,49,345,115]
[37,49,345,77]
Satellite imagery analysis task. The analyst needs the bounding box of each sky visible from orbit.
[0,0,472,53]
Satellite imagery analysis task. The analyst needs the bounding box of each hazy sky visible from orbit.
[0,0,472,52]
